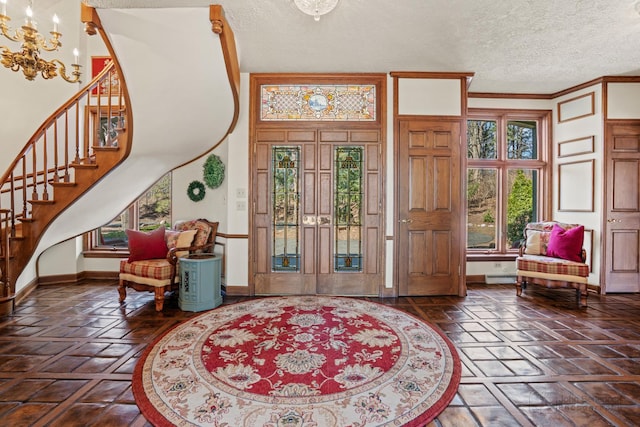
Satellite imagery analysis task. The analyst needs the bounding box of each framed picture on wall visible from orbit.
[91,56,120,96]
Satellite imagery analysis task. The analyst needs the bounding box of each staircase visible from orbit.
[0,4,239,314]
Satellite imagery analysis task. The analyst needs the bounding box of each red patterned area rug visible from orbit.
[133,296,461,426]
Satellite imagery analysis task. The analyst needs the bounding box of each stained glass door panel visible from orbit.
[334,147,363,271]
[272,147,300,271]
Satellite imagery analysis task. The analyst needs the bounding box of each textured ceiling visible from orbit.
[87,0,640,94]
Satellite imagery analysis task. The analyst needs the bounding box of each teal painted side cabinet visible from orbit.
[179,254,222,312]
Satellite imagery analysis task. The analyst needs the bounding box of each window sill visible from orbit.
[466,253,518,262]
[83,249,129,259]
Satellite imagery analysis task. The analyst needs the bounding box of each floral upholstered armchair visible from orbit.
[118,219,219,311]
[516,221,590,307]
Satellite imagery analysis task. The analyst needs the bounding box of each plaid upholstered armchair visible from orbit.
[516,221,590,307]
[118,219,219,311]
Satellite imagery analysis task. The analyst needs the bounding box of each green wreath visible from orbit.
[187,180,206,202]
[203,154,225,189]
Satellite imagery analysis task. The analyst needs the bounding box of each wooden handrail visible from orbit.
[210,4,240,136]
[0,63,117,189]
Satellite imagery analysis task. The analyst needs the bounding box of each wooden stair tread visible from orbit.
[50,181,77,187]
[70,163,99,169]
[93,146,119,151]
[28,199,55,205]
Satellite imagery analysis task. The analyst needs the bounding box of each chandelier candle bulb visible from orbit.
[52,14,58,33]
[73,48,78,64]
[1,0,5,17]
[25,5,33,27]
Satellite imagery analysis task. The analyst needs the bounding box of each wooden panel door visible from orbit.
[253,130,317,295]
[397,119,462,296]
[604,123,640,293]
[252,128,383,296]
[316,131,382,296]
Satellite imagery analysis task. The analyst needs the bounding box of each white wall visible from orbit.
[385,75,395,288]
[397,77,463,116]
[552,84,603,287]
[223,73,250,288]
[607,83,640,119]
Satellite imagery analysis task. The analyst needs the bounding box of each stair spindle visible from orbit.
[53,120,59,183]
[42,133,49,201]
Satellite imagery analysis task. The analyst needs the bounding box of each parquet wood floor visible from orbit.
[0,281,639,426]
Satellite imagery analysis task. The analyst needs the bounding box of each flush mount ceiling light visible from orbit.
[294,0,339,21]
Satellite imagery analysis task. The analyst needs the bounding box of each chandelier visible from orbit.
[294,0,339,22]
[0,0,80,82]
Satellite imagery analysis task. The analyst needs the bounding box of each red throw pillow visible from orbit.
[126,227,168,262]
[546,224,584,262]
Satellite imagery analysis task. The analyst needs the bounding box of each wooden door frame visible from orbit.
[391,74,470,298]
[393,116,466,297]
[248,73,387,296]
[601,119,640,293]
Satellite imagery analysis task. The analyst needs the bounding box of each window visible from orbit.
[466,110,550,254]
[85,173,171,253]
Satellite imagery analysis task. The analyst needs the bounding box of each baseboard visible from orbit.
[466,274,486,285]
[224,285,250,296]
[38,273,82,285]
[37,271,119,286]
[14,276,38,307]
[83,271,119,280]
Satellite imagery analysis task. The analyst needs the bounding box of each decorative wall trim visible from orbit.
[216,232,248,239]
[558,159,595,212]
[557,92,595,123]
[469,92,552,100]
[551,77,603,99]
[557,136,595,158]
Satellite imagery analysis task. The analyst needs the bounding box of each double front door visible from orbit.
[251,128,384,296]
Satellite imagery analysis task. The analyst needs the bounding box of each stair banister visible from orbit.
[0,3,132,311]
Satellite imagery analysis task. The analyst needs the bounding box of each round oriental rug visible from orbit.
[133,296,461,426]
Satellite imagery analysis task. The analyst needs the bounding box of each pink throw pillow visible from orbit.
[546,224,584,262]
[126,227,168,262]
